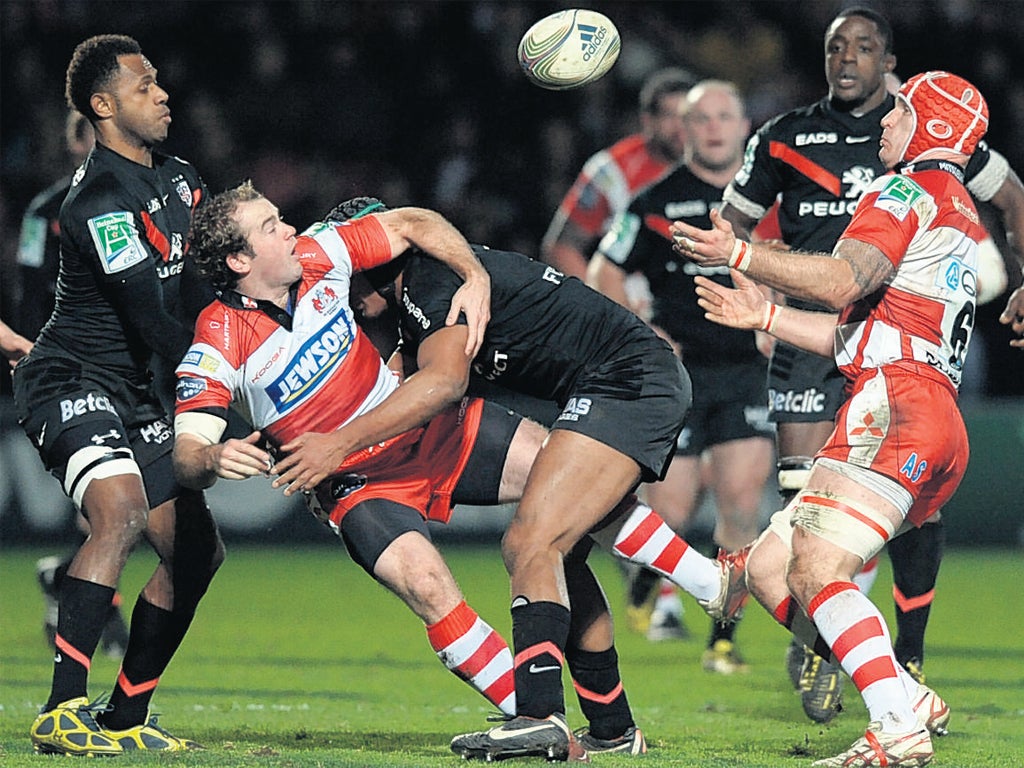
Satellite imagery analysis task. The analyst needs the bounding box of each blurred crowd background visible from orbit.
[2,0,1023,394]
[2,0,1022,545]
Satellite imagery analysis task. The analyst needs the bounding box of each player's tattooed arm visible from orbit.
[835,238,897,296]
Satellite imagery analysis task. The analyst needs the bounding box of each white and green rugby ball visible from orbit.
[517,9,621,91]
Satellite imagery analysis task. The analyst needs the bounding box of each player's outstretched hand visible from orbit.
[671,208,737,267]
[448,270,491,357]
[695,270,767,331]
[998,286,1024,348]
[273,431,350,496]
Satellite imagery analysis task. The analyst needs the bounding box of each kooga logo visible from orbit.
[267,310,354,412]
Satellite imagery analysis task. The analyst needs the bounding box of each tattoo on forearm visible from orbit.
[847,251,895,294]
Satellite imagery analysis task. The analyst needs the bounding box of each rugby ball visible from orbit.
[518,9,620,91]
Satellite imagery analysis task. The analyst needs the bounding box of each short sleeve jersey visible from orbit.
[596,164,761,365]
[398,247,657,405]
[544,134,675,253]
[174,217,399,447]
[33,143,206,386]
[835,162,987,391]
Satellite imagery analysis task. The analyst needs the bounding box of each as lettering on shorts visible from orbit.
[557,397,592,423]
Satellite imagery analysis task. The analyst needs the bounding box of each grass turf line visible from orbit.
[1,544,1022,766]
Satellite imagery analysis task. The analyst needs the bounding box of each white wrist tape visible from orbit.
[728,238,752,271]
[761,302,780,333]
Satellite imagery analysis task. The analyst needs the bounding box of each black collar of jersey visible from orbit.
[219,282,301,329]
[897,159,966,184]
[90,139,168,170]
[823,93,894,126]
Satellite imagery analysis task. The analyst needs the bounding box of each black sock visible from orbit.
[53,555,73,591]
[627,567,660,608]
[888,522,944,666]
[566,646,633,739]
[708,618,737,646]
[511,600,570,719]
[99,598,194,730]
[46,576,115,710]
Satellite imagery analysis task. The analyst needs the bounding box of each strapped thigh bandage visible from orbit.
[789,492,896,563]
[65,445,141,510]
[768,457,913,562]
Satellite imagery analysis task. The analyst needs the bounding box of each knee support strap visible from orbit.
[777,455,813,500]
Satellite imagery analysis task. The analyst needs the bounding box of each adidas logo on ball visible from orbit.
[518,9,621,91]
[577,22,609,61]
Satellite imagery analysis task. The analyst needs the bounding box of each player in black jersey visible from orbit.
[12,35,220,756]
[721,6,1024,724]
[338,240,694,761]
[14,109,132,661]
[590,80,774,670]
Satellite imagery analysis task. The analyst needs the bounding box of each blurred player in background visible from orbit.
[15,34,220,756]
[541,67,693,284]
[16,111,94,339]
[719,5,1024,723]
[674,68,986,767]
[589,80,773,671]
[14,109,131,661]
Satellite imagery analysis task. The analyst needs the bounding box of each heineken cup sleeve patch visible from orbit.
[88,211,148,274]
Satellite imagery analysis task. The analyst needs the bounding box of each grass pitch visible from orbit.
[1,542,1022,766]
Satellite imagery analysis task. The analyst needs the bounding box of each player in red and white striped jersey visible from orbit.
[172,184,742,751]
[672,70,986,767]
[172,183,518,712]
[541,67,693,283]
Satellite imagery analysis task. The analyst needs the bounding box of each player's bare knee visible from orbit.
[499,527,524,574]
[406,568,461,621]
[501,528,557,580]
[502,516,567,569]
[375,537,459,622]
[784,557,821,608]
[86,504,149,551]
[745,537,784,604]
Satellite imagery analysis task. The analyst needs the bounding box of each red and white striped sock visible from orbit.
[853,554,880,595]
[653,580,682,614]
[611,503,720,602]
[426,601,515,715]
[809,581,916,731]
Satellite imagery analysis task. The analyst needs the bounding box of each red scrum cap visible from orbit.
[897,71,988,163]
